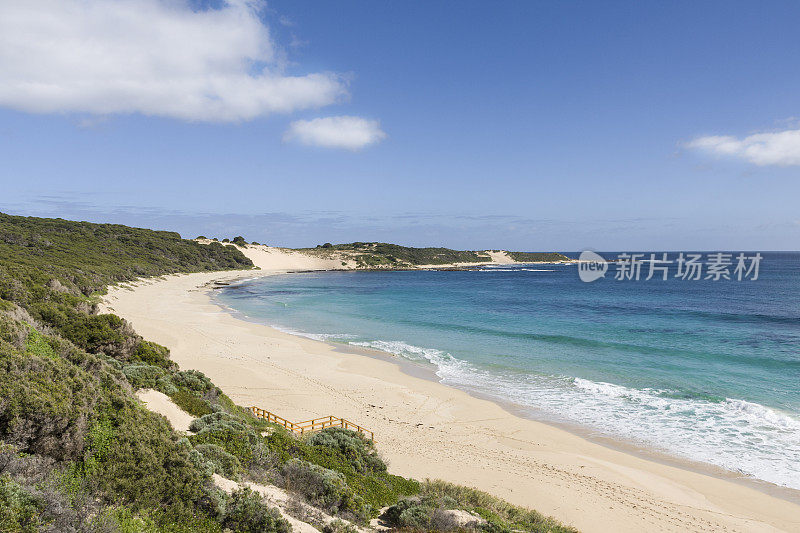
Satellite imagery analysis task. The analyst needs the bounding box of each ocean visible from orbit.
[215,252,800,490]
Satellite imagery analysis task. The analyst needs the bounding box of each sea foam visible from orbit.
[351,338,800,490]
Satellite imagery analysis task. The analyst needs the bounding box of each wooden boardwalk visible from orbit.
[250,406,373,441]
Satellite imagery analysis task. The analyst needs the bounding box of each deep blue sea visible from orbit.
[217,252,800,490]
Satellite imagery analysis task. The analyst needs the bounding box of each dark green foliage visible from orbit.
[251,242,260,246]
[24,326,57,360]
[302,242,571,267]
[248,427,418,518]
[123,363,168,390]
[0,213,252,312]
[307,427,385,474]
[194,443,242,479]
[232,236,247,246]
[506,251,571,263]
[0,213,252,299]
[0,474,44,532]
[170,388,214,417]
[172,369,216,394]
[302,242,489,266]
[0,313,226,529]
[222,487,291,533]
[133,340,175,369]
[394,500,431,530]
[190,412,249,434]
[0,324,100,460]
[281,459,368,520]
[384,480,579,532]
[32,302,134,357]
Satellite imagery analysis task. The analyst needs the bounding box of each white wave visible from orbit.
[269,324,358,342]
[350,339,800,490]
[476,267,555,272]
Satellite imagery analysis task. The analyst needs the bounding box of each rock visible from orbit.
[432,509,487,530]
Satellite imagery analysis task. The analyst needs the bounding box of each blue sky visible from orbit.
[1,0,799,250]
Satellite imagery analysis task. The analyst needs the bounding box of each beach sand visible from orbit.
[101,246,800,533]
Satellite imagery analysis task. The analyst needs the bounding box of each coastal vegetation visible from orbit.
[302,242,571,268]
[505,252,571,262]
[0,213,576,532]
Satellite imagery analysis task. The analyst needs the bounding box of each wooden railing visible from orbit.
[250,406,373,441]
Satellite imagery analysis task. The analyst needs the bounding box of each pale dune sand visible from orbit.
[136,389,195,433]
[102,246,800,533]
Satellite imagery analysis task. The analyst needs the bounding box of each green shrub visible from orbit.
[398,504,432,530]
[222,487,290,533]
[281,458,369,520]
[173,369,215,394]
[170,389,214,417]
[156,375,178,396]
[322,519,359,533]
[190,412,249,434]
[307,427,386,474]
[123,363,167,390]
[24,326,57,360]
[132,340,175,369]
[0,474,44,533]
[194,444,242,480]
[384,480,578,533]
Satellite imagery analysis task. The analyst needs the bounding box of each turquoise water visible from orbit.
[216,252,800,489]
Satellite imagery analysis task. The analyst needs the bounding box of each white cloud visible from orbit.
[687,129,800,166]
[284,116,386,150]
[0,0,348,122]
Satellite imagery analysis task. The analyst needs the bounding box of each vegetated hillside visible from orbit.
[301,242,572,268]
[0,214,577,533]
[0,213,253,297]
[302,242,491,268]
[506,251,572,262]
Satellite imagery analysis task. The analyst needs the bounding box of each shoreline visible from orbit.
[210,280,800,506]
[101,261,800,532]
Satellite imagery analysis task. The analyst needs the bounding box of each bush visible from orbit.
[190,412,249,435]
[123,363,167,390]
[170,389,214,418]
[194,444,242,480]
[172,369,215,394]
[0,474,44,532]
[155,375,178,396]
[222,487,290,533]
[383,480,578,533]
[232,236,247,246]
[281,459,368,520]
[398,504,432,530]
[307,428,385,474]
[132,340,174,369]
[322,518,359,532]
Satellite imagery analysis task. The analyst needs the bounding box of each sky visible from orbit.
[1,0,799,251]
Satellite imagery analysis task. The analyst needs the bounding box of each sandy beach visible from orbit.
[101,246,800,533]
